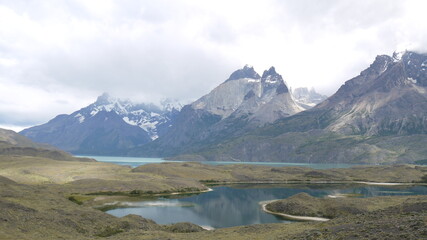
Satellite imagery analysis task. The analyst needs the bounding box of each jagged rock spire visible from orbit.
[262,66,278,78]
[226,65,261,81]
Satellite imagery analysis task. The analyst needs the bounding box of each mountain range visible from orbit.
[21,65,319,157]
[181,51,427,164]
[20,51,427,164]
[129,65,304,157]
[20,94,181,155]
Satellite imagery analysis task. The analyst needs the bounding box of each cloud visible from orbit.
[0,0,427,129]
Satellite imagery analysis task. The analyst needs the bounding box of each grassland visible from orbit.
[132,161,427,183]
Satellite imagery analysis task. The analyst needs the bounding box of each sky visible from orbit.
[1,0,427,131]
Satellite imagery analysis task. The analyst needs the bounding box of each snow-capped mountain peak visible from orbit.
[261,66,278,77]
[160,98,183,112]
[261,66,284,85]
[74,94,181,140]
[291,87,328,109]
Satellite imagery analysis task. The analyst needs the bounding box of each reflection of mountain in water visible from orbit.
[349,185,427,197]
[179,185,427,228]
[107,185,427,228]
[181,187,295,227]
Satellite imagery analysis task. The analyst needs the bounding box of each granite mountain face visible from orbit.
[20,94,181,155]
[191,65,302,124]
[131,65,303,157]
[186,51,427,164]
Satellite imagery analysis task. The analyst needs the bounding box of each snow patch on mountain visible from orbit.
[393,51,406,62]
[408,77,417,84]
[74,113,85,123]
[291,87,328,109]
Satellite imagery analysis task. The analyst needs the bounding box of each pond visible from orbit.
[106,184,427,229]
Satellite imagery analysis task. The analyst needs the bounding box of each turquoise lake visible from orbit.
[79,155,356,169]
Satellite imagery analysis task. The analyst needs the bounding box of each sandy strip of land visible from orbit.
[327,194,346,198]
[168,187,214,195]
[201,225,215,230]
[260,201,329,222]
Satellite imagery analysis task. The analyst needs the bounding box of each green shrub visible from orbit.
[95,226,123,237]
[68,196,83,205]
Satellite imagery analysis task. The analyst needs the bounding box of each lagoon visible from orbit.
[106,184,427,229]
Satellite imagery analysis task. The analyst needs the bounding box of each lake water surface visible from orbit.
[106,184,427,229]
[80,155,356,169]
[82,156,427,228]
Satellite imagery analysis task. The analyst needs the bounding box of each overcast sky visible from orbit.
[1,0,426,131]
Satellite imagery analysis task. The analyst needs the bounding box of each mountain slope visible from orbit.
[189,51,427,164]
[20,94,181,155]
[0,128,92,161]
[132,65,303,157]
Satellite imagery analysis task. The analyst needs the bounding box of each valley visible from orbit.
[19,51,427,165]
[2,2,427,239]
[0,152,426,239]
[1,129,427,239]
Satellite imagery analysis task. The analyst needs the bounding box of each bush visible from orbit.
[96,226,123,237]
[68,196,83,205]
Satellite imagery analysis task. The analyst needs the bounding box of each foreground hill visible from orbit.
[184,51,427,164]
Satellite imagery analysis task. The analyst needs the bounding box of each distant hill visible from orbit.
[0,128,92,161]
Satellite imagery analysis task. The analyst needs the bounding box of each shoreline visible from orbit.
[92,181,422,210]
[260,200,330,222]
[355,181,412,186]
[204,180,423,186]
